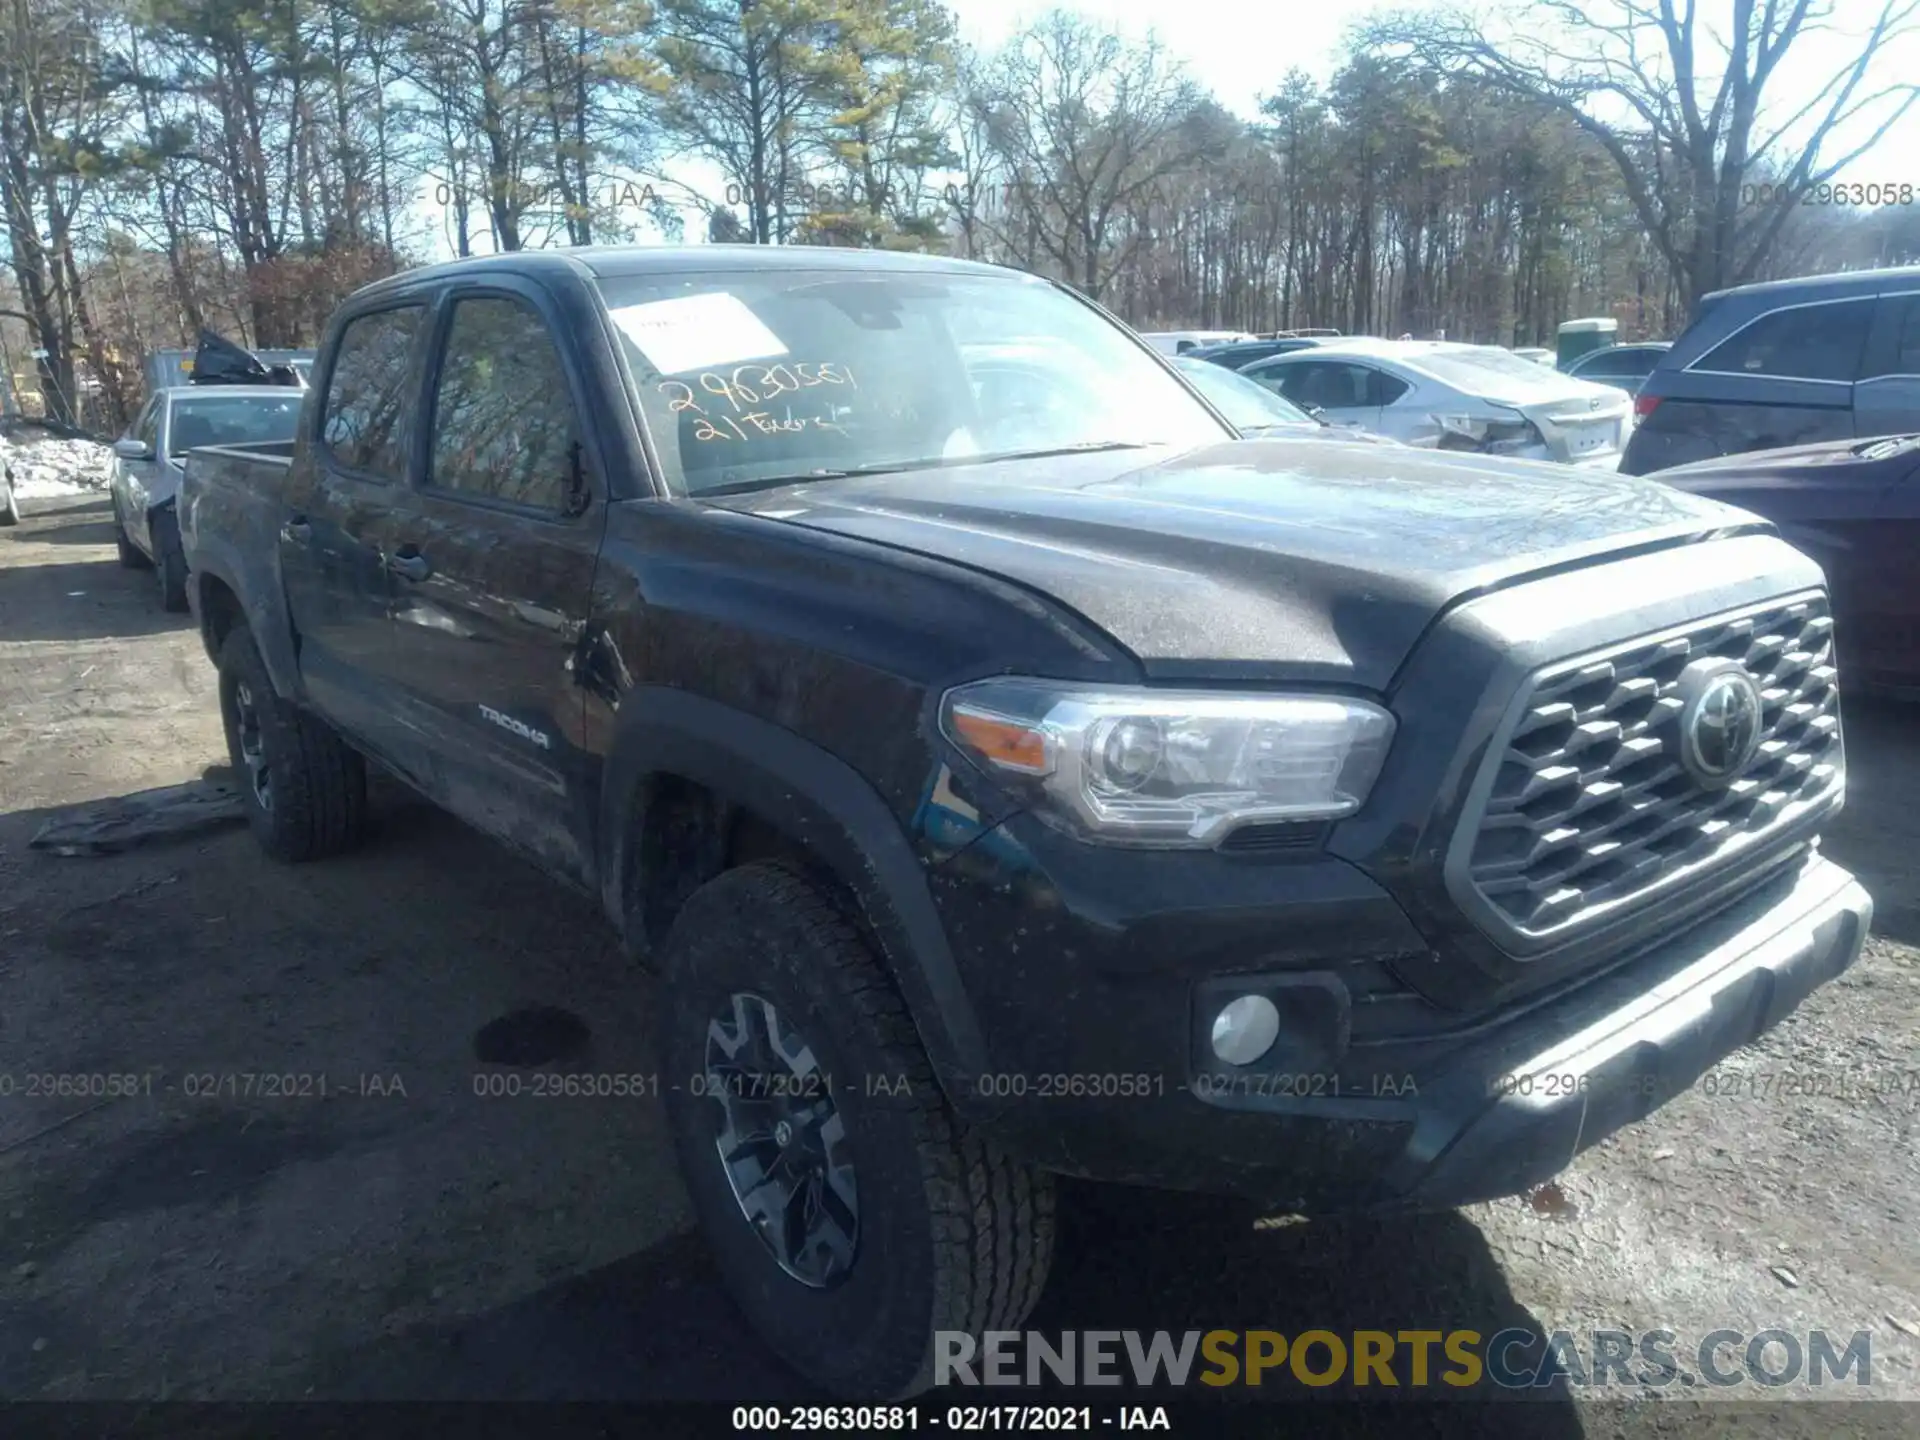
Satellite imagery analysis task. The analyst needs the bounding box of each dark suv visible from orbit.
[1621,264,1920,474]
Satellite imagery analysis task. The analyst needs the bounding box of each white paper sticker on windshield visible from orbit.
[606,292,788,375]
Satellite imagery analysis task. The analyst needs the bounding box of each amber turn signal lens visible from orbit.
[949,705,1054,775]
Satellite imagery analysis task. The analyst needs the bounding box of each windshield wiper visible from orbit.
[696,469,858,496]
[977,441,1159,461]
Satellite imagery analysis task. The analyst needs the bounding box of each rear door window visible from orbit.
[1368,370,1411,405]
[321,304,426,481]
[1693,299,1873,382]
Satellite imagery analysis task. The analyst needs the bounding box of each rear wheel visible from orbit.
[217,627,369,862]
[658,862,1055,1398]
[152,509,189,611]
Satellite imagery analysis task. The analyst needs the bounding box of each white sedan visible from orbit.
[1239,339,1633,467]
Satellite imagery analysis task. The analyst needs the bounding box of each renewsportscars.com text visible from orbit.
[935,1328,1873,1389]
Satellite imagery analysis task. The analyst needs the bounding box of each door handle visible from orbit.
[387,550,432,582]
[281,518,312,543]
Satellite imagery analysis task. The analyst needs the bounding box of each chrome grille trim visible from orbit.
[1446,590,1844,952]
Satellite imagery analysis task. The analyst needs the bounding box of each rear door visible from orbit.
[1255,359,1385,431]
[1854,290,1920,440]
[280,302,427,741]
[378,282,610,883]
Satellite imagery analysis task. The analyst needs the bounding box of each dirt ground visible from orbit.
[2,490,1916,1434]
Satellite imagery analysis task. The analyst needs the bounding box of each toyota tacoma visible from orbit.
[176,246,1870,1399]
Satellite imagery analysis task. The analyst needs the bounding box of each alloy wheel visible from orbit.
[232,680,273,813]
[704,992,859,1288]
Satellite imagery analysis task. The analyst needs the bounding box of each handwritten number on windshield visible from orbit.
[661,363,856,442]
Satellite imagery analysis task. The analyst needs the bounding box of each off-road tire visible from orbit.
[217,626,369,862]
[152,509,189,611]
[659,862,1055,1399]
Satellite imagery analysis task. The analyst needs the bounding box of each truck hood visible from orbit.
[704,438,1763,689]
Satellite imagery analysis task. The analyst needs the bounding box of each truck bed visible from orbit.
[178,439,300,677]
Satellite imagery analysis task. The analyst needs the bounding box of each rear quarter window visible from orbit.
[1692,299,1873,383]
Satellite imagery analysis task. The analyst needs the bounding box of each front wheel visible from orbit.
[217,627,369,862]
[113,496,150,568]
[658,862,1055,1399]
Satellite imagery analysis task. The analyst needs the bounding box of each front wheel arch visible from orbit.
[598,688,991,1113]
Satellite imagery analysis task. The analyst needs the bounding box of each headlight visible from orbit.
[939,678,1396,847]
[1433,409,1541,454]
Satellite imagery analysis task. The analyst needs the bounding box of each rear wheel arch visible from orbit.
[195,572,247,662]
[183,542,301,698]
[599,688,991,1102]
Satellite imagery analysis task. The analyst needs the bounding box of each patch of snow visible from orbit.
[0,430,116,501]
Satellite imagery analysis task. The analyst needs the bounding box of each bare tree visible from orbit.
[971,11,1217,300]
[1367,0,1920,305]
[0,0,128,424]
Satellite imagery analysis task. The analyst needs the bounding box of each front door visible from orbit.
[280,302,428,746]
[379,284,610,883]
[115,397,163,553]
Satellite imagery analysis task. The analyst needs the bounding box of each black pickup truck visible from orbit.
[179,245,1870,1399]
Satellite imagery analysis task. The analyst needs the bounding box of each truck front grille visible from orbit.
[1456,592,1843,947]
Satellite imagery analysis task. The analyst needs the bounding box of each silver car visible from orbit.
[1240,339,1634,467]
[111,385,304,610]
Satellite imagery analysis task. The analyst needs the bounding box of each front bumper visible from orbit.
[1374,847,1867,1209]
[941,828,1869,1212]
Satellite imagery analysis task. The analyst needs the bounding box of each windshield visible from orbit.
[167,394,304,456]
[1413,346,1571,389]
[595,270,1232,494]
[1172,356,1314,429]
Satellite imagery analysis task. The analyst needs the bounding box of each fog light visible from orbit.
[1210,995,1280,1066]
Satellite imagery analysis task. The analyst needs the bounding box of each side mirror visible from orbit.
[114,437,153,460]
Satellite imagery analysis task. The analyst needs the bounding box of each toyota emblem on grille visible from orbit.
[1677,660,1764,786]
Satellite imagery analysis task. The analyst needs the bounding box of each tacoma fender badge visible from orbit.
[479,704,553,750]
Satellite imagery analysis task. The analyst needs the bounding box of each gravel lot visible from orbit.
[1,490,1916,1434]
